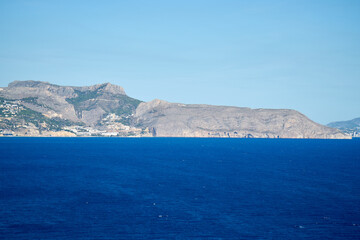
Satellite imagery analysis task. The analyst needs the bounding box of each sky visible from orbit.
[0,0,359,124]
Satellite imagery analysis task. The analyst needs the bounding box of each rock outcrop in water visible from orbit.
[0,80,349,138]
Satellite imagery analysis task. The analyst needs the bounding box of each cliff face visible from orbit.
[0,81,349,138]
[134,99,348,139]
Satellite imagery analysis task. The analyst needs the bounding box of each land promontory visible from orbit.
[0,81,349,138]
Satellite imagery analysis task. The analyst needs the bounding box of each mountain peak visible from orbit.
[8,80,55,88]
[77,82,126,95]
[7,80,127,95]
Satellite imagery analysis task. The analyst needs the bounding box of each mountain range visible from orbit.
[0,80,349,138]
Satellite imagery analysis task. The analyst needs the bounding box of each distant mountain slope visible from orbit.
[0,80,141,126]
[327,118,360,129]
[327,117,360,137]
[0,80,349,138]
[0,81,145,136]
[134,99,348,139]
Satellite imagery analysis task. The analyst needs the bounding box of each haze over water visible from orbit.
[1,138,359,239]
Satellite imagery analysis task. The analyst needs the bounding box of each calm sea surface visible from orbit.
[0,137,359,239]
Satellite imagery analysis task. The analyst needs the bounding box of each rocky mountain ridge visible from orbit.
[134,99,347,139]
[0,81,349,138]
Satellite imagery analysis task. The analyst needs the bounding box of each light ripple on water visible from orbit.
[0,137,359,239]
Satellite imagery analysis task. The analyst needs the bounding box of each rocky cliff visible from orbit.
[134,99,348,139]
[0,80,349,138]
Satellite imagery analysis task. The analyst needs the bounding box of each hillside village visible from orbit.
[0,98,151,137]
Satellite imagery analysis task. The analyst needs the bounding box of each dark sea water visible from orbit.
[0,138,359,240]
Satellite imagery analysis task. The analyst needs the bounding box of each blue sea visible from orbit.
[0,138,359,239]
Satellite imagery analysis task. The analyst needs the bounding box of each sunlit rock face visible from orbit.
[134,99,349,139]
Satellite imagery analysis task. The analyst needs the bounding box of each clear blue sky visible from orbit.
[0,0,359,124]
